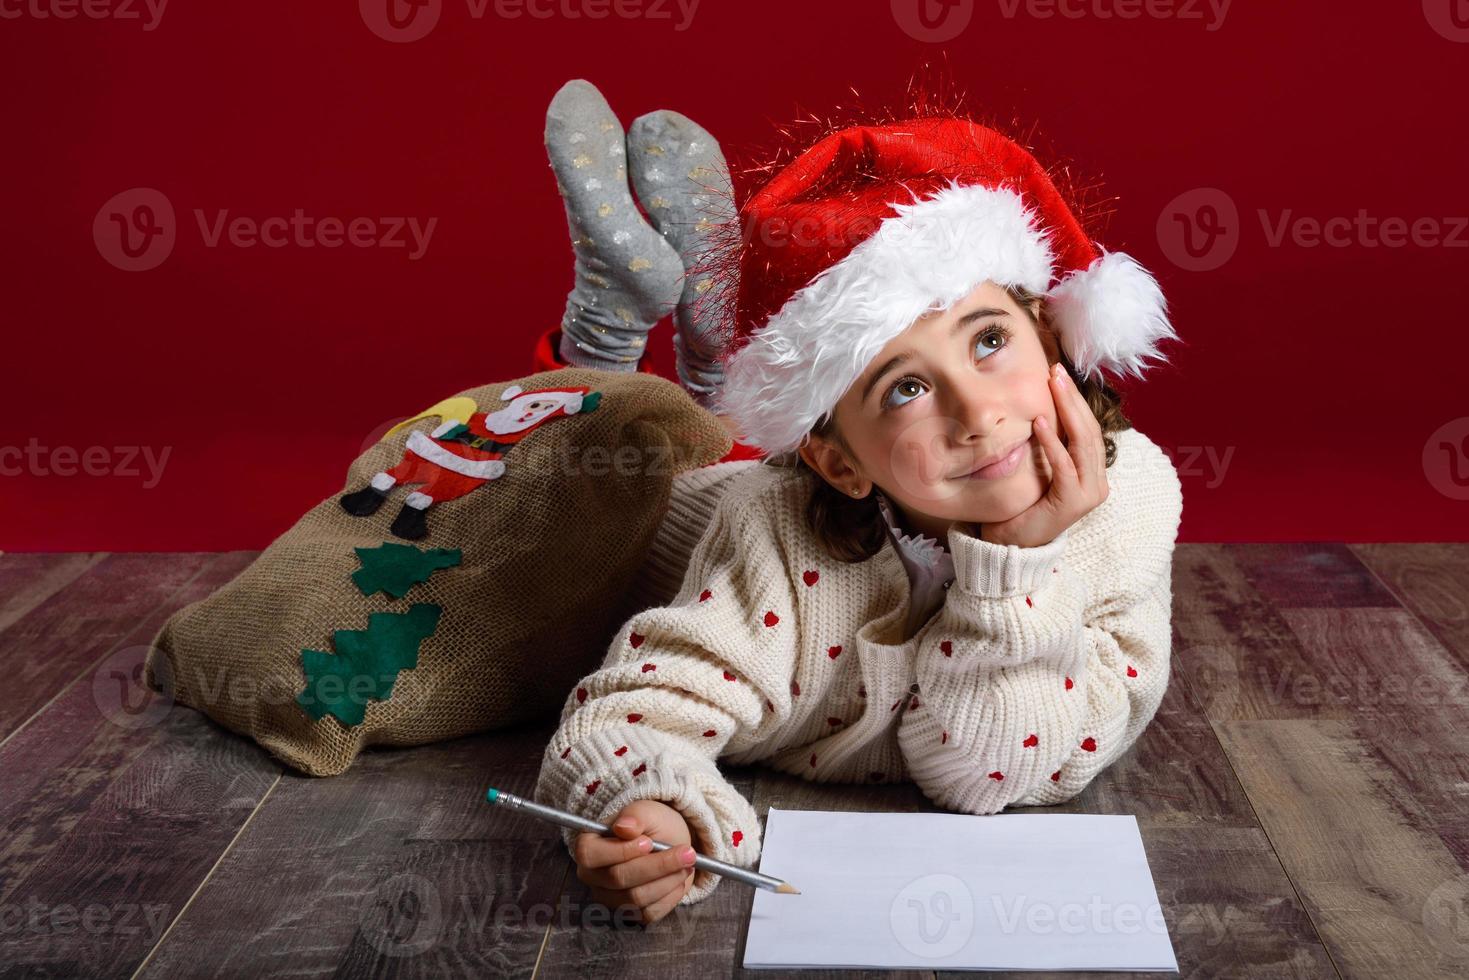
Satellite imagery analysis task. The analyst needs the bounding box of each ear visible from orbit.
[797,429,866,493]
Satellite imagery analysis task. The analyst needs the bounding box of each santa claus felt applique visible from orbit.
[340,384,602,540]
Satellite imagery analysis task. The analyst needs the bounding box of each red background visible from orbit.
[2,0,1467,550]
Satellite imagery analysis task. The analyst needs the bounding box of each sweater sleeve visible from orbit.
[896,459,1182,814]
[534,483,797,905]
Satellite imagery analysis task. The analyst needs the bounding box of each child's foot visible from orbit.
[545,80,683,372]
[626,109,737,407]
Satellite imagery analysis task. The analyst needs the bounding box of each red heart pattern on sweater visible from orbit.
[1081,736,1097,751]
[586,779,601,794]
[1126,664,1137,677]
[828,645,842,660]
[576,687,588,703]
[629,631,644,648]
[699,589,712,602]
[614,745,628,756]
[1025,596,1033,608]
[941,730,949,744]
[632,762,646,777]
[561,746,571,758]
[703,729,716,737]
[1023,733,1038,748]
[988,771,1004,781]
[940,640,953,657]
[641,662,656,672]
[1050,770,1061,781]
[723,670,738,681]
[764,610,780,627]
[803,569,819,586]
[909,696,921,710]
[791,680,801,697]
[732,830,744,847]
[627,713,643,723]
[1064,676,1073,690]
[826,716,843,727]
[857,684,867,698]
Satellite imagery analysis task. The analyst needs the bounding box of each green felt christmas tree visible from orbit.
[350,542,462,598]
[297,603,443,727]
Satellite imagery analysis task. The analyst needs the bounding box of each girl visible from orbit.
[533,94,1184,926]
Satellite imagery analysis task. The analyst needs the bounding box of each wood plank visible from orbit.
[1279,606,1469,877]
[1214,718,1469,978]
[1350,543,1469,674]
[1171,544,1353,722]
[0,553,219,742]
[0,551,278,980]
[0,552,105,634]
[135,724,567,979]
[1228,543,1401,610]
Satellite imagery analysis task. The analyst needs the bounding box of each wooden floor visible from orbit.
[1,546,1467,978]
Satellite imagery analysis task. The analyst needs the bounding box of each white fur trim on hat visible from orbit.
[710,181,1054,458]
[1047,247,1179,384]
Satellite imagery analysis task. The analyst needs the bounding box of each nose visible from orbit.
[946,380,1003,445]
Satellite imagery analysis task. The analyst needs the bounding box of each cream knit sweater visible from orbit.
[535,426,1183,905]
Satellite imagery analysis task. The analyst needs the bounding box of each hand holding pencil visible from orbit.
[486,788,798,927]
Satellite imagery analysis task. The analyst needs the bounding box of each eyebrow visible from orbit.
[861,307,1010,408]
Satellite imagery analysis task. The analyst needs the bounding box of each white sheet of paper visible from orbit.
[744,808,1178,973]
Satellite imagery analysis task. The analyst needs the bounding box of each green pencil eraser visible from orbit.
[486,788,498,803]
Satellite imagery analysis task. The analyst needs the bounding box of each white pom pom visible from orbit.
[1047,249,1179,383]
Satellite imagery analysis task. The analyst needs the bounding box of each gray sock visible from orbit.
[545,80,683,371]
[626,110,737,406]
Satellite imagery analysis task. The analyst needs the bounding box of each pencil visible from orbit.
[485,788,800,895]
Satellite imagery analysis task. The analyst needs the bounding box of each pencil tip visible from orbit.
[776,883,800,894]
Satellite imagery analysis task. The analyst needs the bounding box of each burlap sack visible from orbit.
[145,367,732,776]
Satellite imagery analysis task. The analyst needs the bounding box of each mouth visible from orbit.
[953,435,1031,481]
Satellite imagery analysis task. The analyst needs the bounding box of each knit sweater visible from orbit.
[535,426,1183,905]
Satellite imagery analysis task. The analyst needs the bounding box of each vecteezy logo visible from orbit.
[1156,187,1239,272]
[94,188,176,271]
[360,0,442,43]
[1424,417,1469,501]
[891,0,974,42]
[890,873,975,959]
[1424,0,1469,42]
[91,645,175,730]
[358,873,444,957]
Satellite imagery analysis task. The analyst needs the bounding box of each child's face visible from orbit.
[800,280,1062,539]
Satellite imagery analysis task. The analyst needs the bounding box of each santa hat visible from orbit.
[706,116,1178,459]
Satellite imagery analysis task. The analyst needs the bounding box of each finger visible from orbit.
[1049,368,1088,468]
[1054,368,1104,482]
[583,844,694,891]
[1033,413,1077,489]
[626,866,689,912]
[638,871,694,925]
[575,829,653,870]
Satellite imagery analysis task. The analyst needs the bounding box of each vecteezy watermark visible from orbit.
[359,0,701,43]
[1158,187,1469,271]
[0,898,172,941]
[1423,417,1469,502]
[92,645,175,731]
[0,439,171,488]
[0,0,168,31]
[890,0,976,43]
[94,188,437,271]
[355,876,713,956]
[891,873,976,958]
[995,0,1231,31]
[1423,876,1469,963]
[1424,0,1469,43]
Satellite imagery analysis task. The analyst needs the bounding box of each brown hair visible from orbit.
[794,284,1132,563]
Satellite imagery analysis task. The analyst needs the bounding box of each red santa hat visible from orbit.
[706,116,1178,459]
